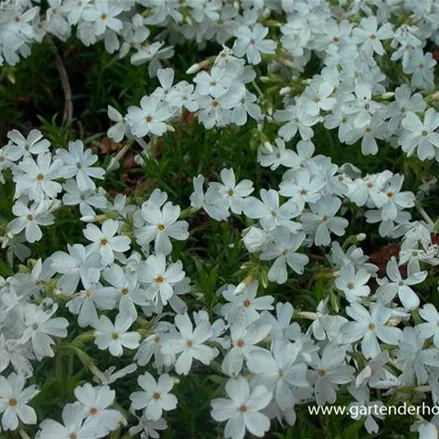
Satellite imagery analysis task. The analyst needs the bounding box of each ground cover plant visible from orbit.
[1,0,439,438]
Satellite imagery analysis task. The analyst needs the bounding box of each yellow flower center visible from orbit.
[8,398,18,407]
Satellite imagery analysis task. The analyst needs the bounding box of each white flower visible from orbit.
[82,0,123,36]
[126,96,171,137]
[152,68,176,102]
[233,23,276,64]
[137,254,185,306]
[0,373,39,431]
[66,281,117,328]
[301,196,348,246]
[93,312,141,357]
[107,105,128,142]
[135,200,189,255]
[302,82,336,116]
[279,167,325,211]
[417,304,439,349]
[396,327,439,385]
[14,153,63,202]
[83,219,131,266]
[221,281,274,323]
[222,317,271,377]
[103,263,147,315]
[347,385,385,434]
[211,376,272,439]
[385,84,426,133]
[130,372,178,421]
[344,112,388,156]
[0,336,33,378]
[275,101,318,141]
[311,343,355,405]
[261,302,301,346]
[135,322,176,370]
[342,84,382,129]
[355,351,399,389]
[257,138,298,170]
[96,364,138,385]
[62,179,108,214]
[411,421,439,439]
[209,168,254,214]
[19,301,69,361]
[260,228,309,283]
[198,94,232,129]
[161,312,216,375]
[400,108,439,161]
[376,257,427,310]
[167,81,199,113]
[352,16,393,56]
[243,189,301,233]
[38,402,108,439]
[51,243,102,293]
[57,140,105,191]
[406,51,436,90]
[193,66,232,98]
[335,263,371,302]
[8,200,55,243]
[226,87,262,126]
[129,415,167,439]
[131,42,175,77]
[247,343,308,410]
[5,129,50,161]
[348,171,392,208]
[74,383,124,432]
[341,302,402,359]
[374,174,414,221]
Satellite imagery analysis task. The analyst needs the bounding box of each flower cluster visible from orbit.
[1,1,439,439]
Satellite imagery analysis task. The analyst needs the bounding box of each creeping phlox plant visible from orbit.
[2,0,439,438]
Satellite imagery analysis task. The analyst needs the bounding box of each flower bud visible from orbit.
[356,233,366,242]
[186,63,201,74]
[242,226,270,253]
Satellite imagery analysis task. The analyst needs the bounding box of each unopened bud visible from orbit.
[234,274,255,295]
[280,87,292,96]
[242,226,270,252]
[186,63,201,74]
[263,141,274,153]
[380,92,395,99]
[261,8,271,19]
[186,58,212,75]
[427,91,439,102]
[356,233,366,242]
[297,311,318,320]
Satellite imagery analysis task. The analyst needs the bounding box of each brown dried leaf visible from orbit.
[100,136,122,154]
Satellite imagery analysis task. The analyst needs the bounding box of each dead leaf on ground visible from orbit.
[100,136,122,154]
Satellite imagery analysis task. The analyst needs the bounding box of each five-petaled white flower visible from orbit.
[130,372,178,421]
